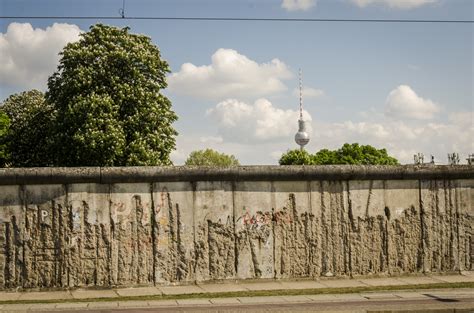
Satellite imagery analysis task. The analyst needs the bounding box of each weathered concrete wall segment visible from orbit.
[0,165,473,185]
[0,166,472,289]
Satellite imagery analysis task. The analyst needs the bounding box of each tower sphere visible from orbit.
[295,119,310,148]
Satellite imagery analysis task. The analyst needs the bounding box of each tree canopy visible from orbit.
[279,143,399,165]
[185,149,240,166]
[0,112,10,167]
[0,90,53,167]
[278,149,312,165]
[46,24,177,166]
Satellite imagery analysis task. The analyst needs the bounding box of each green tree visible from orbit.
[0,90,54,167]
[47,24,177,166]
[279,149,313,165]
[0,112,10,166]
[279,143,399,165]
[333,143,399,165]
[312,148,338,165]
[185,149,240,166]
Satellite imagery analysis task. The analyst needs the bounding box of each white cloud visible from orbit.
[206,98,312,142]
[335,121,391,139]
[200,136,224,144]
[281,0,317,11]
[292,86,325,99]
[449,111,472,127]
[170,149,188,165]
[349,0,438,9]
[168,48,292,100]
[0,22,82,90]
[385,85,440,120]
[270,150,284,161]
[312,114,473,164]
[172,133,274,165]
[172,107,472,165]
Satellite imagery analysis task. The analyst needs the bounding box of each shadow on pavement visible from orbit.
[423,294,459,303]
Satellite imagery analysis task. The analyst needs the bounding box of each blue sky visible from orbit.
[0,0,472,164]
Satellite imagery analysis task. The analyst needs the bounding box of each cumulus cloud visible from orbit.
[206,98,311,142]
[449,111,472,127]
[313,114,473,164]
[281,0,317,11]
[170,149,188,165]
[0,22,82,90]
[270,150,284,161]
[168,48,292,100]
[200,136,224,144]
[349,0,438,9]
[292,86,324,99]
[202,95,470,164]
[172,105,471,165]
[334,121,391,139]
[385,85,440,120]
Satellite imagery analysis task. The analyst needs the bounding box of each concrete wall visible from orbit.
[0,166,472,289]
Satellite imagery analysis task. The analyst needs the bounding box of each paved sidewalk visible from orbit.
[0,273,472,312]
[0,288,473,312]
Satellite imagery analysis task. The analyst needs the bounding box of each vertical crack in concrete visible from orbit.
[232,181,239,277]
[419,180,426,272]
[175,204,188,281]
[4,216,22,288]
[273,193,319,278]
[150,183,157,286]
[208,218,235,279]
[365,180,374,217]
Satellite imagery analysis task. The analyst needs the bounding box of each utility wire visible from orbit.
[0,16,472,23]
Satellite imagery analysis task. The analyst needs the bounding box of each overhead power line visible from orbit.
[0,16,472,23]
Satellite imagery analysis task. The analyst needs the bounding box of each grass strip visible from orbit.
[2,282,473,305]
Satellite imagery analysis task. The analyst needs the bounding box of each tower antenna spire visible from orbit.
[119,0,126,18]
[294,68,310,150]
[299,68,303,120]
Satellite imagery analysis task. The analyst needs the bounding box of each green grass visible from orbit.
[2,282,473,305]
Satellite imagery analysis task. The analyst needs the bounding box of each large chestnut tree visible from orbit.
[47,24,177,166]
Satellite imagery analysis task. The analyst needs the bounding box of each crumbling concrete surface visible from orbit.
[0,166,472,289]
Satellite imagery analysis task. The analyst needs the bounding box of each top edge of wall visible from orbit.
[0,165,472,185]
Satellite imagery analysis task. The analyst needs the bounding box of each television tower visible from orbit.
[294,69,310,150]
